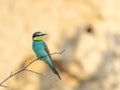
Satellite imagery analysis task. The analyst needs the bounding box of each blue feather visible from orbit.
[32,40,61,80]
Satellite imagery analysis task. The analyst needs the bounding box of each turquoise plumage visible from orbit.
[32,32,61,80]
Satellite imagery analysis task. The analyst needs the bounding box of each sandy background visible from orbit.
[0,0,120,90]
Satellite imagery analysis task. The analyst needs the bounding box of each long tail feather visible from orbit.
[50,66,61,80]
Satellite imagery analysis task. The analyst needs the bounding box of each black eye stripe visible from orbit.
[33,34,42,38]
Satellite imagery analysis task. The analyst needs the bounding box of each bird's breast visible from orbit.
[32,41,47,59]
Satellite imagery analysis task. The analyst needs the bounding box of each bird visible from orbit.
[32,31,61,80]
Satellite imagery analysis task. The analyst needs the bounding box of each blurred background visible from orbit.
[0,0,120,90]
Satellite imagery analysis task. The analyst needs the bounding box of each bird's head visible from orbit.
[32,32,47,41]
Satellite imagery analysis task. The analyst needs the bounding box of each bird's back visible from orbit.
[32,40,61,79]
[32,40,53,66]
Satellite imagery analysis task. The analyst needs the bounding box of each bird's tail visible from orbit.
[50,66,61,80]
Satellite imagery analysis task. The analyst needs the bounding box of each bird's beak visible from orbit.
[42,33,47,36]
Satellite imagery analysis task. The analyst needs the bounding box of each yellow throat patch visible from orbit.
[34,36,43,41]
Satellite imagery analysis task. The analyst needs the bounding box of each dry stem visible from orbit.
[0,49,65,88]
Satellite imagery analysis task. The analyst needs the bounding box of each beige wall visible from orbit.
[0,0,120,90]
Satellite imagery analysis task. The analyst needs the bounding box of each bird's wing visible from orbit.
[43,42,61,80]
[43,42,54,67]
[44,42,51,57]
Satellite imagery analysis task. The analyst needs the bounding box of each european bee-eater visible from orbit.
[32,32,61,80]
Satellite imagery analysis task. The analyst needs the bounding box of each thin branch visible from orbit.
[24,69,43,75]
[51,49,66,54]
[0,49,65,88]
[0,84,9,88]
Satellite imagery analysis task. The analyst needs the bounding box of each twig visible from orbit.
[0,85,8,88]
[0,49,65,88]
[24,69,43,75]
[52,49,66,54]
